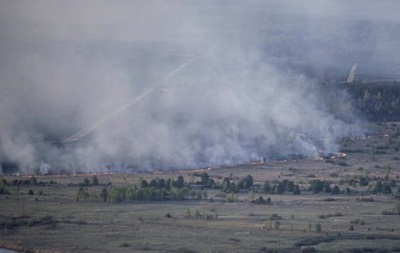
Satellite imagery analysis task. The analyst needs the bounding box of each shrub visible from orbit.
[273,221,280,230]
[359,176,369,186]
[357,197,375,202]
[76,187,89,201]
[269,214,282,220]
[125,187,136,200]
[225,193,235,202]
[107,187,124,203]
[302,247,317,253]
[119,242,130,247]
[350,219,365,225]
[252,196,266,204]
[318,212,343,219]
[185,208,191,218]
[29,177,37,185]
[178,247,195,253]
[315,223,322,233]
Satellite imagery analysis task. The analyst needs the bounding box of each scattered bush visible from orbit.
[0,187,10,195]
[252,196,271,205]
[325,159,335,164]
[262,180,301,195]
[350,218,365,225]
[178,247,195,253]
[357,197,375,202]
[118,242,130,247]
[382,210,400,215]
[229,238,241,242]
[330,172,338,177]
[269,214,282,220]
[318,212,343,219]
[309,180,333,194]
[302,247,317,253]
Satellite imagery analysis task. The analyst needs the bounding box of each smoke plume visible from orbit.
[1,0,398,174]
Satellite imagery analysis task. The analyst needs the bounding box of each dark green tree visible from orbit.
[276,182,285,194]
[201,173,209,186]
[238,175,254,190]
[263,182,271,193]
[140,179,149,189]
[331,185,340,194]
[83,177,90,186]
[175,175,184,189]
[149,179,158,188]
[293,185,301,195]
[91,175,99,186]
[158,178,166,189]
[29,176,37,185]
[309,180,324,193]
[323,182,332,193]
[373,180,383,194]
[222,178,231,192]
[100,188,108,201]
[382,184,392,194]
[285,180,295,192]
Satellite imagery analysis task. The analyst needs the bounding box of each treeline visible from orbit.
[0,177,57,187]
[50,173,360,204]
[0,177,56,195]
[338,81,400,121]
[76,175,209,203]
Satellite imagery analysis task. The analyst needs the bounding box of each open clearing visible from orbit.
[1,122,400,253]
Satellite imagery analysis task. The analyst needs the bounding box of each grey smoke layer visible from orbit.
[0,0,398,174]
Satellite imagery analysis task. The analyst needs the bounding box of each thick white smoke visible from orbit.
[1,0,397,174]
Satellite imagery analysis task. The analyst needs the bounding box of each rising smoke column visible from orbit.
[2,0,398,174]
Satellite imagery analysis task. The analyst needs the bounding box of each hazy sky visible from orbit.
[1,0,398,173]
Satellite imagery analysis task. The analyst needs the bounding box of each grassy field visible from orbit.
[1,122,400,253]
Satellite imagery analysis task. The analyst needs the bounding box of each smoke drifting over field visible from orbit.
[0,1,398,174]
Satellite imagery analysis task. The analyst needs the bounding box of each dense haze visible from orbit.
[1,0,399,174]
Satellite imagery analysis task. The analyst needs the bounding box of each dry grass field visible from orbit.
[1,122,400,253]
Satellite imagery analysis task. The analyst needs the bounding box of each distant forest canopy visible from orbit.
[336,81,400,121]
